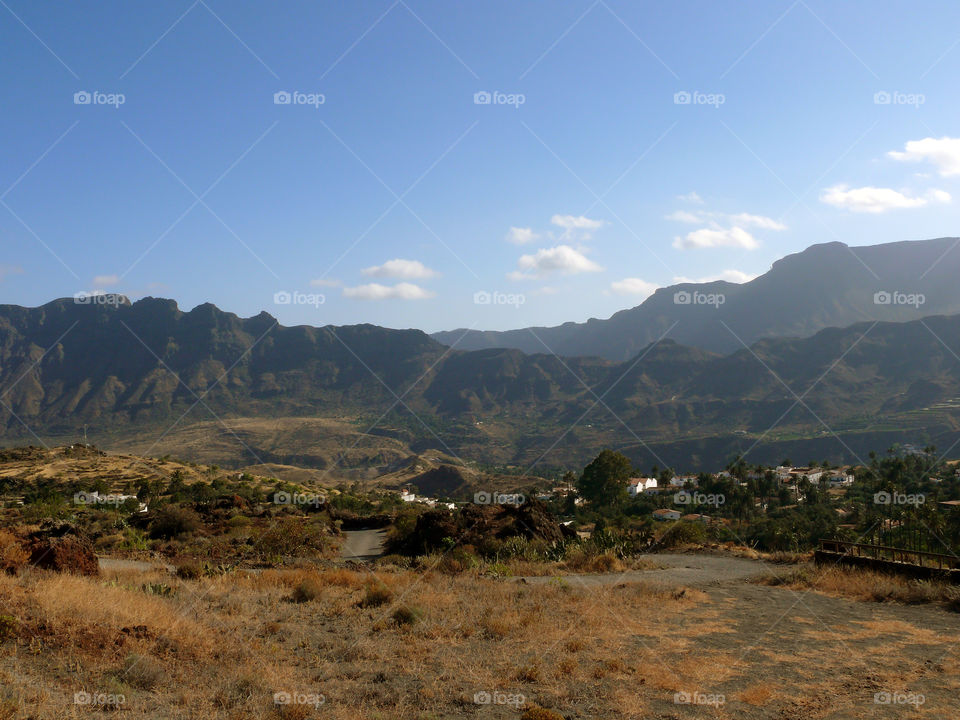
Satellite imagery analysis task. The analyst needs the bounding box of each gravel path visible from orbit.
[519,552,769,587]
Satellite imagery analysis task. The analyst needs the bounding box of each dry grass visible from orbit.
[758,563,960,608]
[2,560,959,719]
[0,564,717,719]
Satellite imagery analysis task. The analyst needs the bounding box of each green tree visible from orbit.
[577,450,632,509]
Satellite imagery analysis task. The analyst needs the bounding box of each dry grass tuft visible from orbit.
[758,564,960,608]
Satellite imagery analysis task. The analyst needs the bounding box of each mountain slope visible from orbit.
[2,296,960,470]
[432,237,960,360]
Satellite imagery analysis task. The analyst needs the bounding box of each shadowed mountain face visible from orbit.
[2,290,960,470]
[432,238,960,360]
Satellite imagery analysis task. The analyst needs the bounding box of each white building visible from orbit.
[669,475,698,488]
[828,473,854,487]
[652,508,681,521]
[627,477,658,496]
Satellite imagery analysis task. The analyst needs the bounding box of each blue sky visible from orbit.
[2,0,960,332]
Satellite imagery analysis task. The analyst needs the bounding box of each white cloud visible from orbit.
[727,213,786,230]
[532,286,559,296]
[666,210,784,230]
[610,278,659,297]
[677,191,704,204]
[361,259,438,280]
[0,265,23,281]
[673,226,759,250]
[550,214,604,230]
[673,269,757,284]
[665,210,702,223]
[310,278,342,288]
[93,274,119,286]
[505,226,539,245]
[343,282,435,300]
[820,184,951,213]
[888,137,960,177]
[513,244,602,279]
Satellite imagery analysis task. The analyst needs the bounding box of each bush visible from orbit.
[257,517,327,558]
[118,653,165,690]
[0,530,28,574]
[360,583,393,608]
[149,506,201,540]
[656,521,707,548]
[290,579,322,603]
[391,605,422,626]
[0,615,19,642]
[521,706,564,720]
[175,561,203,580]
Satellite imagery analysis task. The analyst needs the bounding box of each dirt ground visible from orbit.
[2,553,959,719]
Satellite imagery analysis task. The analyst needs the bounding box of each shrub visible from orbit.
[175,561,203,580]
[0,531,28,574]
[290,579,322,603]
[376,553,410,569]
[521,705,564,720]
[257,518,326,558]
[391,605,422,626]
[656,520,707,548]
[0,615,19,642]
[360,583,393,608]
[149,506,201,540]
[118,653,165,690]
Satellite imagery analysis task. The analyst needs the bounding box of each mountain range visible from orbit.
[3,237,960,473]
[432,237,960,360]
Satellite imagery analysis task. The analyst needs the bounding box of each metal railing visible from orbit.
[819,539,959,570]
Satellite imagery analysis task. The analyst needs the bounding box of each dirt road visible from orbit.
[520,552,769,587]
[98,557,174,573]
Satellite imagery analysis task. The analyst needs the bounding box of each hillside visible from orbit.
[432,237,960,359]
[2,295,960,471]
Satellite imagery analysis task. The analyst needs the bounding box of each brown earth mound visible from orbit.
[27,524,98,576]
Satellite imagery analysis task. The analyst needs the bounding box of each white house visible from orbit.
[828,473,854,487]
[400,489,416,502]
[652,508,681,521]
[790,468,823,484]
[669,475,698,488]
[627,477,658,496]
